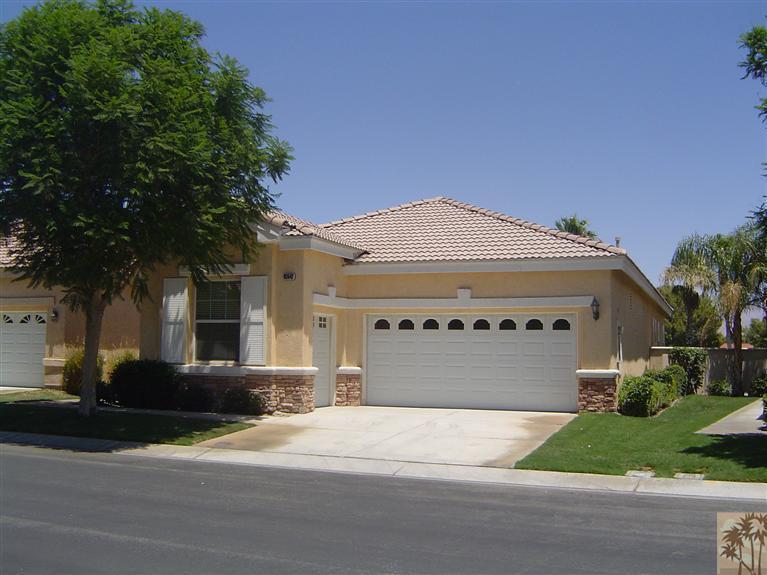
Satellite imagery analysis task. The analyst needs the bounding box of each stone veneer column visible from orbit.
[334,368,362,406]
[576,370,620,413]
[244,374,315,414]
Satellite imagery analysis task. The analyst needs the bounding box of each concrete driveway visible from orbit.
[199,406,575,468]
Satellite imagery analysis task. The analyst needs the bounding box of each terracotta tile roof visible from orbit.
[321,197,625,263]
[264,210,367,251]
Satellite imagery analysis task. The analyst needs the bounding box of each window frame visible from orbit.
[193,279,242,363]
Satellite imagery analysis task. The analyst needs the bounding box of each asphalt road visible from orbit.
[1,444,764,575]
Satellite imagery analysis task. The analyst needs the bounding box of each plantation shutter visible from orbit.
[240,276,267,365]
[161,278,188,363]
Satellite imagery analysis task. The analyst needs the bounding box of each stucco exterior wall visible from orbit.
[610,270,667,377]
[335,270,614,370]
[1,275,139,359]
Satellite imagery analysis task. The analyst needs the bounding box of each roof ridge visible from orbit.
[436,197,627,255]
[321,196,446,228]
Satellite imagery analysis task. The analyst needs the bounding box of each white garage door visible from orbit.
[0,312,47,388]
[366,313,577,412]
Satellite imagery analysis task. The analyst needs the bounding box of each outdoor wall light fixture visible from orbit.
[591,297,600,321]
[50,308,59,322]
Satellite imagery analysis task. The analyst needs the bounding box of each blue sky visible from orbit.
[2,0,766,288]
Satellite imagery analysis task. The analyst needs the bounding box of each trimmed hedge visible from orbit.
[751,373,767,397]
[618,365,683,417]
[109,359,179,409]
[707,379,732,397]
[62,348,104,396]
[219,386,265,415]
[174,383,216,413]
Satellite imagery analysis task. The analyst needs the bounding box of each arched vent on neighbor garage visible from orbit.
[553,318,571,331]
[448,319,464,330]
[374,319,390,330]
[525,319,544,330]
[2,314,13,324]
[499,319,516,330]
[423,318,439,330]
[473,319,490,330]
[398,319,415,330]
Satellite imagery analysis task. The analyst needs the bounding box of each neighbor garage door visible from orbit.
[0,312,47,388]
[366,313,577,412]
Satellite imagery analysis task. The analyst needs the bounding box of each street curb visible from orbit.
[2,431,766,501]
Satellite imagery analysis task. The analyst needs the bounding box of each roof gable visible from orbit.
[320,196,625,263]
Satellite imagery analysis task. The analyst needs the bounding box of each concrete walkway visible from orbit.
[697,399,766,435]
[1,431,765,501]
[198,406,575,468]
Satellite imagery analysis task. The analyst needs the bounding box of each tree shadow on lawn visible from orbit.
[681,434,767,470]
[0,403,252,450]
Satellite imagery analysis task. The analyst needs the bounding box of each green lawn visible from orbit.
[0,389,77,403]
[517,396,766,482]
[0,391,251,445]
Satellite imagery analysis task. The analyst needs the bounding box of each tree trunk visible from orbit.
[731,310,744,396]
[683,290,695,346]
[78,293,107,417]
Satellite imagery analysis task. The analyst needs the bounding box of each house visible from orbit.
[140,197,671,414]
[0,237,140,388]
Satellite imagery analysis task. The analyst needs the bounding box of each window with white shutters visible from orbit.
[195,280,241,361]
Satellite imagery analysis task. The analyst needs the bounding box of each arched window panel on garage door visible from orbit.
[398,319,415,330]
[525,318,544,331]
[499,319,516,331]
[374,319,390,330]
[553,318,571,331]
[473,319,490,330]
[448,319,464,330]
[423,318,439,330]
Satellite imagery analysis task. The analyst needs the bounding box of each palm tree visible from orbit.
[554,214,597,239]
[663,235,716,345]
[666,227,764,394]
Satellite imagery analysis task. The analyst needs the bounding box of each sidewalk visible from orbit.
[697,399,765,435]
[2,431,765,501]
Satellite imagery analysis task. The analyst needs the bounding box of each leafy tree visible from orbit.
[665,227,764,394]
[0,0,291,416]
[554,214,597,239]
[744,318,767,348]
[740,25,767,120]
[658,285,723,347]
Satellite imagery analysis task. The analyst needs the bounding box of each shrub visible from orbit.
[219,386,265,415]
[669,347,707,394]
[618,376,661,417]
[707,379,732,397]
[62,348,104,396]
[664,364,688,397]
[105,349,137,379]
[750,373,767,397]
[644,366,682,408]
[110,359,179,409]
[174,383,216,413]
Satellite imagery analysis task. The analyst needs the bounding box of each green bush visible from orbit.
[110,359,179,409]
[174,383,216,412]
[750,373,767,397]
[664,364,688,397]
[707,379,732,397]
[106,349,137,379]
[62,348,104,396]
[669,347,707,394]
[644,366,683,407]
[219,387,265,415]
[618,376,661,417]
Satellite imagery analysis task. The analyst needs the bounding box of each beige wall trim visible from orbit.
[0,296,55,308]
[576,369,620,379]
[278,235,364,260]
[314,292,595,310]
[178,264,251,277]
[176,364,319,376]
[43,358,65,367]
[336,366,362,375]
[341,255,672,317]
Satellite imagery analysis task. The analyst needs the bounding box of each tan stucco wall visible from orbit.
[140,245,668,380]
[1,275,139,360]
[610,270,668,377]
[334,270,614,370]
